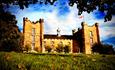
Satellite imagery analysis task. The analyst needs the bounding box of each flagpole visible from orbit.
[82,13,85,22]
[78,13,85,23]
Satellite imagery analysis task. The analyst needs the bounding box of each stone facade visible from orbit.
[23,17,44,52]
[23,17,100,54]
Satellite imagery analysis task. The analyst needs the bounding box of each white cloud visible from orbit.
[14,4,115,43]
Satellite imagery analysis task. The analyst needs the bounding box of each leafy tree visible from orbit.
[0,0,57,12]
[69,0,115,22]
[0,0,115,22]
[92,43,114,54]
[0,12,22,52]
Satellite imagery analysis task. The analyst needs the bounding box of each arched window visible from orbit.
[58,41,63,47]
[89,31,93,47]
[32,28,35,50]
[90,31,93,37]
[90,38,93,47]
[68,42,71,46]
[44,41,46,45]
[51,41,54,48]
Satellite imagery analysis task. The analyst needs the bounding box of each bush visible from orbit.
[56,43,64,53]
[92,43,114,54]
[25,44,31,52]
[63,45,71,53]
[45,46,52,53]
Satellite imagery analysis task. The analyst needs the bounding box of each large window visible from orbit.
[58,41,63,47]
[44,41,46,47]
[32,28,35,50]
[90,31,93,37]
[51,41,54,48]
[90,38,93,47]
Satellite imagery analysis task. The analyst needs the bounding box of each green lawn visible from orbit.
[0,52,115,70]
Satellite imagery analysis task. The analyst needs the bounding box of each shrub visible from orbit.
[63,45,71,53]
[25,44,31,52]
[56,43,64,53]
[92,43,114,54]
[45,46,52,53]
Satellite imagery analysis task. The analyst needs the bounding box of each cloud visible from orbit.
[5,0,115,46]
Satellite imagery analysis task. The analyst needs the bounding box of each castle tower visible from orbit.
[23,17,44,52]
[82,22,100,54]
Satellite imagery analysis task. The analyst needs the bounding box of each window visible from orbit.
[32,43,35,50]
[44,41,46,48]
[68,42,71,46]
[32,28,35,50]
[90,31,93,37]
[90,38,93,47]
[51,41,54,48]
[58,41,63,47]
[44,41,46,44]
[32,28,35,43]
[51,41,54,45]
[32,28,35,36]
[90,31,93,47]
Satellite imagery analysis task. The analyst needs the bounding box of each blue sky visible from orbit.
[6,0,115,47]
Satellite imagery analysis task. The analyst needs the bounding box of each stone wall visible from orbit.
[82,22,100,54]
[23,17,44,52]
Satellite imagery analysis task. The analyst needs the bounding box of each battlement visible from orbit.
[23,17,44,24]
[81,22,99,27]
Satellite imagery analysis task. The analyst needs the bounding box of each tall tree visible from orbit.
[0,12,22,52]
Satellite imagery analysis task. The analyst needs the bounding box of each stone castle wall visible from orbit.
[82,22,100,54]
[23,17,44,52]
[23,18,100,54]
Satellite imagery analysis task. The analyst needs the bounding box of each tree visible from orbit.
[69,0,115,22]
[0,0,115,22]
[92,43,114,54]
[0,0,56,12]
[0,12,22,52]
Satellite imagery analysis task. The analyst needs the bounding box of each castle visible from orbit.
[23,17,100,54]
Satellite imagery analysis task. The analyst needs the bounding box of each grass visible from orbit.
[0,52,115,70]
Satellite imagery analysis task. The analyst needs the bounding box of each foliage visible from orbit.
[56,43,64,53]
[45,45,52,53]
[0,0,56,12]
[92,43,114,54]
[24,44,31,52]
[63,45,71,53]
[0,12,22,52]
[69,0,115,22]
[0,0,115,22]
[0,52,115,70]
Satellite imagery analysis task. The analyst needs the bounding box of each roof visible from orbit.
[44,34,73,39]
